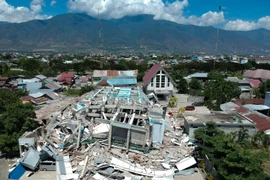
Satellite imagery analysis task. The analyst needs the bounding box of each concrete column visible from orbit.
[76,123,81,150]
[19,145,22,157]
[126,128,131,153]
[108,124,113,150]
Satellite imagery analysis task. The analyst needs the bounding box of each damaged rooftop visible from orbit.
[9,86,202,180]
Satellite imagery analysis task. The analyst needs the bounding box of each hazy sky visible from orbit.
[1,0,270,31]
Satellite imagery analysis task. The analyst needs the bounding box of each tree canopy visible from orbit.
[194,122,270,180]
[0,89,37,155]
[204,72,241,110]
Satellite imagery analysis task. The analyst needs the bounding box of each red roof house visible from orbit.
[58,73,75,85]
[247,79,262,88]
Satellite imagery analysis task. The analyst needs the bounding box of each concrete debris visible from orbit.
[9,87,200,180]
[175,157,197,171]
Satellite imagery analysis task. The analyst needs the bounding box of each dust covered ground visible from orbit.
[0,159,9,180]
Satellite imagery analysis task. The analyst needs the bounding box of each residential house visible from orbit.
[0,76,9,88]
[35,75,47,81]
[41,81,62,92]
[183,111,256,137]
[225,77,252,99]
[143,64,176,99]
[251,56,270,64]
[247,79,261,89]
[244,69,270,82]
[21,92,62,105]
[57,73,75,86]
[221,99,270,132]
[185,73,208,83]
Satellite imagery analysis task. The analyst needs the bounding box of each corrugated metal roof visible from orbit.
[244,104,270,111]
[46,92,61,100]
[29,92,44,98]
[247,79,261,88]
[93,70,138,77]
[44,82,62,89]
[233,98,264,105]
[190,73,208,78]
[244,69,270,80]
[36,74,47,80]
[26,82,42,93]
[222,100,270,131]
[107,76,137,86]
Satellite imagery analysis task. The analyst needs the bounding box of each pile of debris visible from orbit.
[9,87,199,180]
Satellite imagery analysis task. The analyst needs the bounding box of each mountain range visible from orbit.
[0,13,269,54]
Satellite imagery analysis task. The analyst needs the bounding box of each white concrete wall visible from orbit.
[145,73,174,92]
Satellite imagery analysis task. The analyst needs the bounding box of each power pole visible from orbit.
[97,8,103,69]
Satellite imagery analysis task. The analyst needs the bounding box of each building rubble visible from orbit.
[9,87,199,180]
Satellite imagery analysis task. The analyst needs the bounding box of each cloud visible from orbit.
[0,0,51,23]
[67,0,224,26]
[224,16,270,31]
[224,19,257,31]
[50,0,56,6]
[257,16,270,30]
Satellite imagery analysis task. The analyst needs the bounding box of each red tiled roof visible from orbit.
[0,77,8,81]
[21,96,34,101]
[231,102,270,131]
[233,99,264,106]
[247,79,261,88]
[31,97,49,104]
[60,73,74,78]
[244,69,270,80]
[143,64,161,85]
[244,113,270,131]
[58,73,74,84]
[0,81,6,86]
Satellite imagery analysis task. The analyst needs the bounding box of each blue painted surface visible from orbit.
[8,164,26,180]
[107,76,137,86]
[152,120,165,144]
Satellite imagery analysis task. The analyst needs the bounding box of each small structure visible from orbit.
[92,70,138,81]
[95,76,137,87]
[185,73,208,82]
[225,77,252,99]
[57,73,75,85]
[143,64,176,99]
[0,76,9,88]
[244,69,270,82]
[183,111,256,137]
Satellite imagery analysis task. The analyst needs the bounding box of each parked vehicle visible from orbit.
[39,161,56,171]
[185,105,195,111]
[192,102,204,106]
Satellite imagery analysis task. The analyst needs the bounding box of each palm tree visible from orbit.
[252,131,264,147]
[261,133,270,148]
[227,131,238,142]
[237,128,250,142]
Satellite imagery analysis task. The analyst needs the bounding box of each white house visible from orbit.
[143,64,176,99]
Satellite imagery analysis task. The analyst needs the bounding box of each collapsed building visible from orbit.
[9,87,201,180]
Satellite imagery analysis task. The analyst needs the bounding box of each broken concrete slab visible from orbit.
[175,156,197,171]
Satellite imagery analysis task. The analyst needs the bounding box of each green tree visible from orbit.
[255,80,270,98]
[208,70,224,81]
[218,150,267,180]
[194,123,269,180]
[204,80,241,110]
[79,85,94,96]
[0,102,37,155]
[177,77,188,93]
[189,78,202,90]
